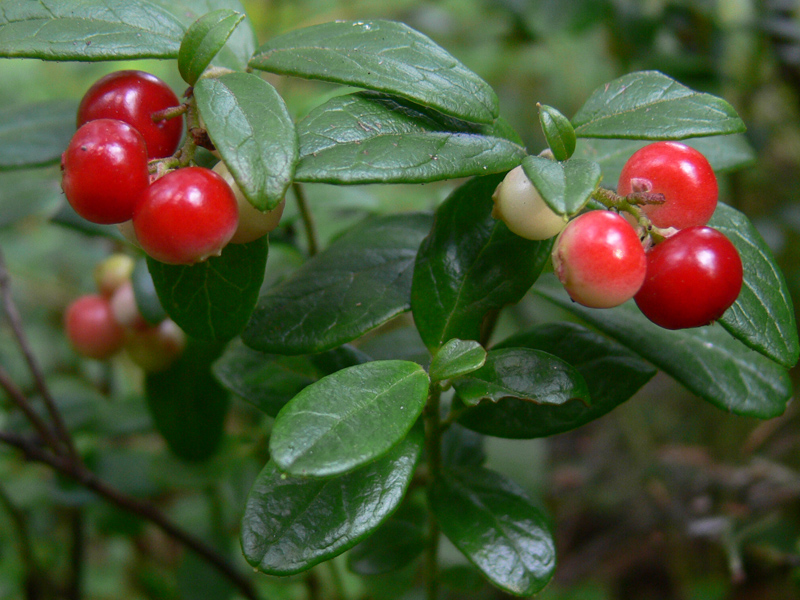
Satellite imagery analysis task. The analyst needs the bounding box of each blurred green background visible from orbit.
[2,0,800,599]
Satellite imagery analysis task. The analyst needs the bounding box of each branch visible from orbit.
[293,182,319,257]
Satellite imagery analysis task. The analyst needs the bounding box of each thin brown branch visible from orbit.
[0,365,63,453]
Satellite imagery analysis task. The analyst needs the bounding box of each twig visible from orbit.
[292,182,319,256]
[0,485,44,599]
[0,365,63,453]
[423,386,443,600]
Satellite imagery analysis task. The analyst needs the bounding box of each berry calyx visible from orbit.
[64,294,126,360]
[212,162,285,244]
[617,141,718,230]
[552,210,647,308]
[491,165,567,240]
[133,167,239,265]
[61,119,150,224]
[77,70,183,159]
[634,227,743,329]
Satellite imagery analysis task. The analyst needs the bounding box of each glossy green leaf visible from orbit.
[533,276,792,418]
[131,258,167,326]
[195,72,297,211]
[432,467,556,596]
[521,155,601,216]
[459,322,656,438]
[539,104,576,161]
[347,500,427,575]
[0,0,256,66]
[145,340,229,462]
[243,212,433,354]
[249,20,499,124]
[572,71,745,139]
[212,340,318,417]
[0,100,76,170]
[147,237,268,342]
[178,9,244,85]
[0,167,62,228]
[241,427,423,575]
[453,348,590,407]
[295,92,525,184]
[441,423,486,468]
[308,344,372,375]
[411,175,553,351]
[710,203,799,367]
[429,339,487,382]
[270,361,429,478]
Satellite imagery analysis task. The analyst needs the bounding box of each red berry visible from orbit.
[77,70,183,159]
[133,167,239,265]
[64,294,126,360]
[635,227,743,329]
[61,119,150,224]
[552,210,647,308]
[618,141,718,230]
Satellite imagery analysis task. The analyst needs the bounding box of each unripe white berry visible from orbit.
[491,165,567,240]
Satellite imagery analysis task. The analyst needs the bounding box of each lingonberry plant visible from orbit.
[0,3,798,599]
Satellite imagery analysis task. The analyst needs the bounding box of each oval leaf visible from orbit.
[533,276,792,418]
[432,467,556,596]
[249,20,498,124]
[178,9,245,85]
[429,339,487,383]
[195,72,297,210]
[411,174,553,351]
[0,100,76,170]
[241,427,423,575]
[453,348,590,407]
[539,104,576,161]
[296,92,525,184]
[243,212,433,354]
[147,236,268,342]
[572,71,746,139]
[521,155,601,216]
[270,361,430,478]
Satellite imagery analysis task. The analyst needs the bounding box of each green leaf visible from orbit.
[270,361,429,478]
[249,20,499,124]
[178,9,245,85]
[0,100,76,170]
[453,348,590,407]
[539,104,576,161]
[131,258,167,326]
[241,427,423,576]
[411,175,553,351]
[710,203,799,368]
[0,1,256,65]
[521,155,601,216]
[458,322,656,438]
[429,339,487,382]
[533,276,792,418]
[0,167,63,228]
[147,236,268,343]
[195,72,297,211]
[572,71,746,139]
[432,467,556,596]
[243,212,433,354]
[145,340,229,462]
[441,423,486,467]
[308,344,372,375]
[295,92,525,184]
[212,340,318,417]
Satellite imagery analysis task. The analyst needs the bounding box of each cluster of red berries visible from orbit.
[493,142,743,330]
[61,70,284,265]
[64,254,186,371]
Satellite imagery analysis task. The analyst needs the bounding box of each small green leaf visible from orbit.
[521,155,602,216]
[0,100,76,170]
[533,276,792,418]
[411,175,553,351]
[195,72,297,210]
[145,340,229,462]
[539,104,576,161]
[243,213,433,354]
[295,92,525,184]
[241,427,423,576]
[178,9,245,85]
[429,339,487,382]
[572,71,746,139]
[458,322,656,438]
[453,348,590,407]
[147,236,268,342]
[131,258,167,326]
[711,203,799,368]
[249,20,499,124]
[270,361,429,478]
[432,467,556,596]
